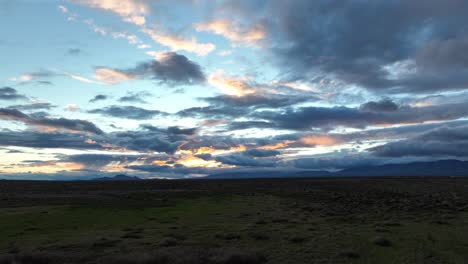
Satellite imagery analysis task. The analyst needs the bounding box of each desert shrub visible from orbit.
[159,237,178,247]
[372,236,392,247]
[1,252,57,264]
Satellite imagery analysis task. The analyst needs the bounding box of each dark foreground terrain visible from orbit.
[1,177,468,264]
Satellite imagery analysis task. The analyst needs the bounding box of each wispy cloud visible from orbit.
[195,19,266,47]
[72,0,148,25]
[142,27,215,56]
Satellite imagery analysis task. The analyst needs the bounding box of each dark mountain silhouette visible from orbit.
[206,170,331,179]
[205,160,468,179]
[92,174,142,181]
[337,160,468,177]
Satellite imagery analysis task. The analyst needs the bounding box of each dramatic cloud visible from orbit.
[223,0,468,94]
[96,52,205,85]
[0,108,103,134]
[250,102,468,131]
[59,153,143,170]
[88,105,167,120]
[371,125,468,158]
[215,153,276,167]
[0,131,103,150]
[0,87,28,101]
[176,93,312,121]
[108,130,184,154]
[202,94,311,109]
[4,0,468,178]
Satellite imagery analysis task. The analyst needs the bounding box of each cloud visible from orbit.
[88,105,167,120]
[118,91,152,104]
[0,108,103,134]
[220,0,468,94]
[83,19,144,46]
[214,153,276,167]
[142,28,215,56]
[370,125,468,158]
[10,70,54,82]
[72,0,148,25]
[65,104,79,112]
[250,102,468,131]
[195,19,266,47]
[242,149,280,157]
[0,123,200,155]
[202,94,311,109]
[176,92,312,123]
[176,105,250,119]
[94,67,134,85]
[208,71,256,96]
[59,153,143,171]
[166,126,198,136]
[7,102,56,111]
[360,99,399,112]
[0,131,103,150]
[0,87,28,101]
[96,52,205,85]
[11,69,99,85]
[109,130,184,154]
[67,48,82,55]
[89,94,108,103]
[218,50,232,56]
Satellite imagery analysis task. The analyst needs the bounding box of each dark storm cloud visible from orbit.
[0,123,195,154]
[224,121,274,131]
[89,94,108,103]
[250,102,468,131]
[202,94,311,109]
[0,87,27,100]
[370,125,468,158]
[166,126,198,135]
[176,105,249,119]
[215,154,276,167]
[0,131,103,150]
[59,154,143,170]
[0,108,103,134]
[225,0,468,93]
[140,124,198,136]
[88,105,168,120]
[118,91,152,104]
[107,130,186,154]
[243,149,280,157]
[360,99,399,112]
[176,93,311,120]
[104,52,205,85]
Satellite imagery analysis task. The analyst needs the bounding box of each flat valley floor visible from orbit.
[1,177,468,264]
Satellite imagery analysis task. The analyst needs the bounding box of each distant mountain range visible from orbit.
[91,174,142,181]
[206,160,468,179]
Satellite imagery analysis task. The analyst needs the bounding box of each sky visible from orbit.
[1,0,468,180]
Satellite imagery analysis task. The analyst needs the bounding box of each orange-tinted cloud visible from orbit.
[195,20,266,47]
